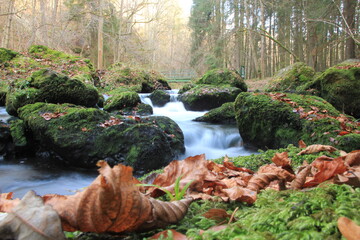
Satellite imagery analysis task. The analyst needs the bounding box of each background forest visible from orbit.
[0,0,359,79]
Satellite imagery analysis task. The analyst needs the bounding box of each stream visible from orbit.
[0,91,256,198]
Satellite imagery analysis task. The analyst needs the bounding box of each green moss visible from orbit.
[265,62,315,92]
[194,102,235,124]
[9,119,28,147]
[6,88,42,116]
[29,45,80,62]
[136,103,153,116]
[103,91,140,112]
[337,133,360,153]
[0,48,18,64]
[196,68,248,91]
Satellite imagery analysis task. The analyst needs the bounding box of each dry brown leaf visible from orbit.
[246,173,281,193]
[297,144,337,155]
[0,191,65,240]
[334,171,360,187]
[0,193,20,213]
[221,186,257,204]
[257,164,295,182]
[290,165,311,189]
[41,112,67,121]
[272,152,291,167]
[41,161,192,233]
[338,217,360,240]
[202,208,231,223]
[345,150,360,166]
[149,229,188,240]
[304,156,347,188]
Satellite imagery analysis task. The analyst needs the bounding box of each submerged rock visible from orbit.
[14,103,184,171]
[179,85,242,111]
[265,62,315,92]
[303,60,360,118]
[6,69,99,116]
[149,90,170,107]
[234,92,360,151]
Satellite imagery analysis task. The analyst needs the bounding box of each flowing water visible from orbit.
[0,90,256,198]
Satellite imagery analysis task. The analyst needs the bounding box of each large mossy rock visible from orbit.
[103,91,141,112]
[101,63,171,92]
[304,60,360,118]
[6,69,99,116]
[149,90,170,107]
[194,102,236,124]
[179,85,242,111]
[235,92,360,151]
[196,68,248,91]
[16,103,185,171]
[0,48,18,64]
[265,62,315,92]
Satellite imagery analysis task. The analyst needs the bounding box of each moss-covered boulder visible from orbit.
[103,91,141,112]
[6,69,99,116]
[196,68,248,91]
[179,85,242,111]
[194,102,236,124]
[304,60,360,118]
[235,92,360,151]
[265,62,315,92]
[149,90,170,107]
[101,63,171,92]
[16,103,184,171]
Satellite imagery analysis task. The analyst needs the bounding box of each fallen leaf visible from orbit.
[200,225,228,235]
[41,112,67,120]
[304,156,347,188]
[290,165,311,189]
[222,186,257,204]
[345,150,360,166]
[298,140,307,148]
[202,208,231,223]
[99,116,123,128]
[297,144,337,155]
[338,217,360,240]
[0,191,65,240]
[258,164,295,182]
[149,229,188,240]
[334,171,360,187]
[246,173,281,193]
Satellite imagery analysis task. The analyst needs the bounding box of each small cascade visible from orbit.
[140,90,255,160]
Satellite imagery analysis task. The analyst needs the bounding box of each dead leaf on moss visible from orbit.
[297,144,337,155]
[334,171,360,187]
[0,191,65,240]
[290,165,311,189]
[41,112,67,120]
[345,150,360,166]
[304,156,347,188]
[202,208,231,223]
[99,116,123,128]
[338,216,360,240]
[298,140,307,148]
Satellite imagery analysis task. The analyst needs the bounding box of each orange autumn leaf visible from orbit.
[202,208,231,223]
[257,164,295,182]
[221,186,257,204]
[290,165,312,189]
[338,217,360,240]
[246,173,281,193]
[298,140,307,148]
[334,171,360,187]
[303,156,347,188]
[297,144,337,155]
[41,112,67,120]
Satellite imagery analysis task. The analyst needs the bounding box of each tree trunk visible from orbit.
[1,0,15,48]
[343,0,356,59]
[260,0,265,78]
[97,0,104,70]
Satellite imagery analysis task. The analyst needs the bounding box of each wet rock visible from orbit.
[149,90,170,107]
[179,85,242,111]
[16,103,184,172]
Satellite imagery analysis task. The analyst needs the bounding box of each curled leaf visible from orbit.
[290,165,311,189]
[246,173,281,193]
[202,209,231,223]
[298,140,307,148]
[0,191,65,240]
[297,144,337,155]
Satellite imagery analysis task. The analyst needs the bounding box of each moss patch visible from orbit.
[149,90,170,107]
[103,91,141,112]
[0,48,18,64]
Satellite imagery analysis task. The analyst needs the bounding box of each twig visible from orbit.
[228,207,239,224]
